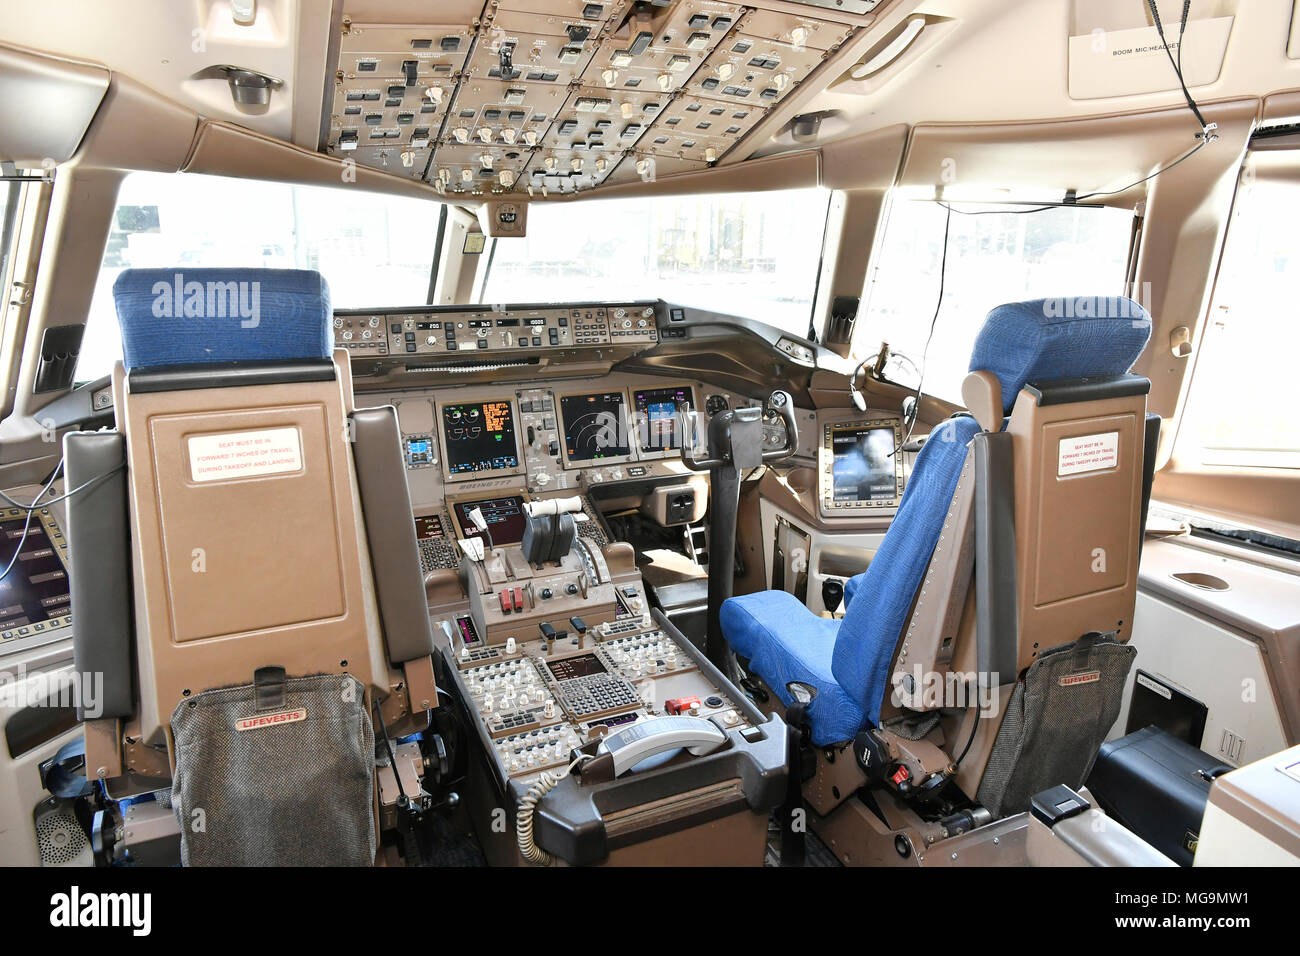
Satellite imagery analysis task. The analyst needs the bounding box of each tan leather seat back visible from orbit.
[112,352,388,749]
[1006,381,1150,669]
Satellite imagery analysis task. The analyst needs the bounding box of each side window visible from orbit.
[860,200,1136,403]
[1177,175,1300,468]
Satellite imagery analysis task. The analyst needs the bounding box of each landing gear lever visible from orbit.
[681,390,799,668]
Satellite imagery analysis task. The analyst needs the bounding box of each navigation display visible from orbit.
[442,401,519,475]
[831,425,898,503]
[561,391,630,462]
[633,385,693,453]
[452,496,528,546]
[0,518,70,630]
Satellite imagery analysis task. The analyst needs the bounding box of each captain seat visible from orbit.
[723,297,1156,814]
[64,268,437,865]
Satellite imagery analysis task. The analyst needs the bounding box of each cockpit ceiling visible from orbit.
[327,0,865,196]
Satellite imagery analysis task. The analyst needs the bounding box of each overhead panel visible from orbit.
[330,20,473,178]
[324,1,859,196]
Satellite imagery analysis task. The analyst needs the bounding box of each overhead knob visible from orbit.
[452,126,469,143]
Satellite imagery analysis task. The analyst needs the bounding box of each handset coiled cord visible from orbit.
[517,752,592,866]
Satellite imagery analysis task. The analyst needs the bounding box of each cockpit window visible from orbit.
[1178,176,1300,467]
[77,171,445,382]
[479,188,833,340]
[861,199,1136,403]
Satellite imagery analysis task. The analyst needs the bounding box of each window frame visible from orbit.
[0,173,54,418]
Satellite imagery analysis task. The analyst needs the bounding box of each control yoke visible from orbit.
[680,390,799,472]
[679,391,799,667]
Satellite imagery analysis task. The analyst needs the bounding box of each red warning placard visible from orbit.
[187,427,303,483]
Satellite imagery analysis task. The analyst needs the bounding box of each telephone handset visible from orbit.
[595,715,727,777]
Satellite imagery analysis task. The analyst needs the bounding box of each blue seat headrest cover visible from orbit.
[112,268,332,371]
[969,297,1151,412]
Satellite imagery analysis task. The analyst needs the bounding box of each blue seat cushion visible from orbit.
[113,268,332,370]
[721,590,865,746]
[970,297,1152,412]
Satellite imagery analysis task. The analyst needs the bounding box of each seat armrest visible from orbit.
[351,406,435,665]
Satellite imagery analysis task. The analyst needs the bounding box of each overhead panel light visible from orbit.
[850,17,925,80]
[230,0,257,27]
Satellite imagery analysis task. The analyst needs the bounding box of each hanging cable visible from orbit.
[0,462,65,584]
[890,201,951,457]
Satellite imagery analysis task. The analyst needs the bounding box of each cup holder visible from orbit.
[1171,572,1230,592]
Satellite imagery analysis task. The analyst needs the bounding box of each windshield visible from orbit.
[78,171,445,382]
[480,187,833,339]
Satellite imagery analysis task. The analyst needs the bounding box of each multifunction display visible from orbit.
[819,418,905,515]
[561,392,631,463]
[442,401,519,475]
[633,385,693,454]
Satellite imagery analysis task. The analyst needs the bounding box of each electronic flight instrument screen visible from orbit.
[442,401,519,475]
[561,392,630,462]
[452,496,529,546]
[633,385,693,453]
[0,518,70,630]
[831,424,899,503]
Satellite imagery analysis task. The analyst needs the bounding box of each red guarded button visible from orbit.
[891,765,910,786]
[665,696,701,715]
[499,590,512,614]
[512,587,524,612]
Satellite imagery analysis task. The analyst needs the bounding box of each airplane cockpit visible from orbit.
[1,0,1299,897]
